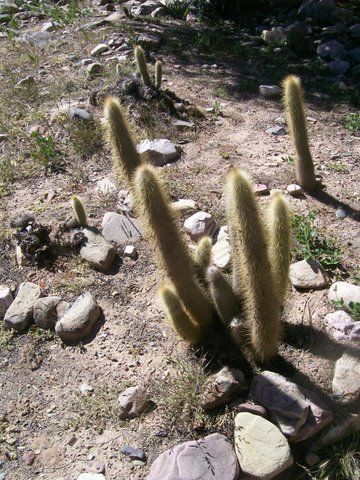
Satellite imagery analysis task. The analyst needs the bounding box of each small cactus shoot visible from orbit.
[155,60,162,89]
[134,45,152,87]
[71,194,87,227]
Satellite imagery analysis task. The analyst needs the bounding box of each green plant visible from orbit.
[345,113,360,134]
[155,60,162,89]
[292,211,342,269]
[328,161,348,172]
[332,298,360,321]
[30,132,64,174]
[282,75,317,191]
[163,0,191,19]
[71,195,87,227]
[134,45,152,87]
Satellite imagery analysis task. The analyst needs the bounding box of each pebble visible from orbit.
[253,183,269,195]
[120,445,146,462]
[101,212,142,244]
[117,386,154,420]
[335,206,347,220]
[96,178,117,195]
[201,366,246,410]
[259,85,282,99]
[68,107,92,121]
[33,296,62,330]
[22,450,35,465]
[289,259,329,289]
[286,184,303,196]
[123,245,138,260]
[79,383,94,396]
[332,352,360,404]
[91,44,109,56]
[266,126,286,135]
[237,403,268,417]
[183,211,219,241]
[173,119,195,129]
[87,63,103,78]
[136,139,182,166]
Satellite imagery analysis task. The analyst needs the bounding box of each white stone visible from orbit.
[78,474,105,480]
[332,352,360,404]
[4,282,41,331]
[91,43,109,56]
[137,139,182,166]
[96,178,117,195]
[80,227,116,272]
[289,259,329,289]
[328,282,360,309]
[234,412,293,479]
[259,85,282,99]
[124,245,137,259]
[0,286,13,318]
[101,212,141,244]
[212,238,231,270]
[286,184,303,196]
[184,211,219,241]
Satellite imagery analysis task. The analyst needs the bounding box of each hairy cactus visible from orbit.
[103,97,142,183]
[160,284,202,344]
[155,60,162,89]
[194,236,212,286]
[134,45,152,87]
[133,164,214,330]
[71,195,87,227]
[282,75,317,191]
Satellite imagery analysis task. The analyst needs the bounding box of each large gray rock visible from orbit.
[132,0,162,16]
[20,31,52,47]
[298,0,335,23]
[251,371,333,441]
[101,212,141,244]
[0,286,13,318]
[328,282,360,309]
[289,259,329,289]
[332,352,360,404]
[117,386,154,420]
[259,85,282,99]
[147,433,239,480]
[201,367,246,410]
[184,211,219,241]
[329,59,350,74]
[80,227,116,272]
[55,292,100,342]
[4,282,41,331]
[234,412,293,480]
[137,139,182,166]
[317,40,346,59]
[33,296,63,330]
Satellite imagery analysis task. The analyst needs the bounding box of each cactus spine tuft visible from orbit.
[71,195,87,227]
[194,236,212,286]
[282,75,316,191]
[155,60,162,89]
[134,45,152,87]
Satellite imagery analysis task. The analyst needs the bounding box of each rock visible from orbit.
[325,310,355,340]
[41,21,56,32]
[350,322,360,341]
[332,352,360,404]
[253,183,269,195]
[212,238,231,270]
[251,371,333,441]
[289,259,329,289]
[33,296,62,330]
[329,59,350,74]
[317,40,346,59]
[68,107,92,120]
[87,63,103,78]
[259,85,282,99]
[0,286,13,318]
[335,206,347,220]
[55,292,100,342]
[0,133,10,142]
[286,184,303,196]
[184,211,219,241]
[298,0,335,23]
[328,282,360,309]
[123,245,138,259]
[117,386,154,420]
[201,367,246,410]
[79,383,94,396]
[20,31,52,47]
[171,198,198,213]
[261,28,286,45]
[234,412,293,480]
[91,43,109,56]
[147,433,239,480]
[237,403,268,417]
[137,139,182,166]
[131,0,162,16]
[117,190,133,213]
[96,178,117,195]
[331,7,353,25]
[22,451,35,465]
[77,474,106,480]
[120,445,146,462]
[173,119,195,129]
[349,24,360,40]
[349,48,360,63]
[101,212,142,244]
[0,2,19,14]
[137,32,161,48]
[4,282,41,331]
[80,227,116,272]
[266,126,286,135]
[286,23,309,53]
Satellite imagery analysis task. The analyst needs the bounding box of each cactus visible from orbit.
[160,284,202,344]
[133,164,214,330]
[155,60,162,89]
[282,75,317,191]
[103,97,142,183]
[194,236,212,286]
[71,195,87,227]
[134,45,152,87]
[267,193,291,305]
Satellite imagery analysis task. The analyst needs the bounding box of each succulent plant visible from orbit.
[134,45,152,87]
[155,60,162,89]
[71,194,87,227]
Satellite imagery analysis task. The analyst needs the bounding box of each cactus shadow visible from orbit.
[308,189,360,222]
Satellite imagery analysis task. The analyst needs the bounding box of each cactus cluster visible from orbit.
[134,45,163,90]
[103,96,291,362]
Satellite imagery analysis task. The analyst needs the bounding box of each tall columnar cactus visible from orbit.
[71,195,87,227]
[103,97,142,183]
[133,164,214,330]
[194,236,212,287]
[134,45,152,87]
[282,75,317,191]
[155,60,162,89]
[224,168,284,362]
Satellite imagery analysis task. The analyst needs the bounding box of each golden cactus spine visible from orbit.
[103,97,142,183]
[194,236,212,286]
[134,45,152,87]
[282,75,316,191]
[71,195,87,227]
[155,60,162,89]
[226,168,281,362]
[133,164,214,329]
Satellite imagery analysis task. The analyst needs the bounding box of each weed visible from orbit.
[30,132,65,174]
[212,99,222,116]
[352,267,360,286]
[281,155,294,165]
[327,161,348,172]
[213,85,229,97]
[332,298,360,321]
[0,323,15,351]
[292,211,342,270]
[165,0,191,19]
[64,119,103,159]
[345,113,360,134]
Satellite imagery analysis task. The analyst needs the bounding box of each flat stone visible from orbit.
[123,245,138,259]
[253,183,269,195]
[287,184,303,196]
[211,238,231,270]
[259,85,282,99]
[289,259,329,289]
[55,292,100,342]
[91,43,109,56]
[131,0,162,16]
[266,126,286,135]
[118,386,154,420]
[20,31,52,47]
[137,139,182,166]
[0,286,13,318]
[251,371,333,441]
[325,310,355,340]
[101,212,142,244]
[201,367,246,410]
[147,433,239,480]
[317,39,346,59]
[33,296,62,330]
[171,198,198,213]
[136,32,161,47]
[234,412,293,480]
[68,107,92,120]
[332,352,360,404]
[328,282,360,309]
[96,178,117,195]
[237,403,268,417]
[120,445,146,462]
[173,119,195,129]
[80,227,116,272]
[4,282,41,331]
[184,211,219,241]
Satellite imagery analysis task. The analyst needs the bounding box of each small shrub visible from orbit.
[30,132,65,173]
[345,113,360,134]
